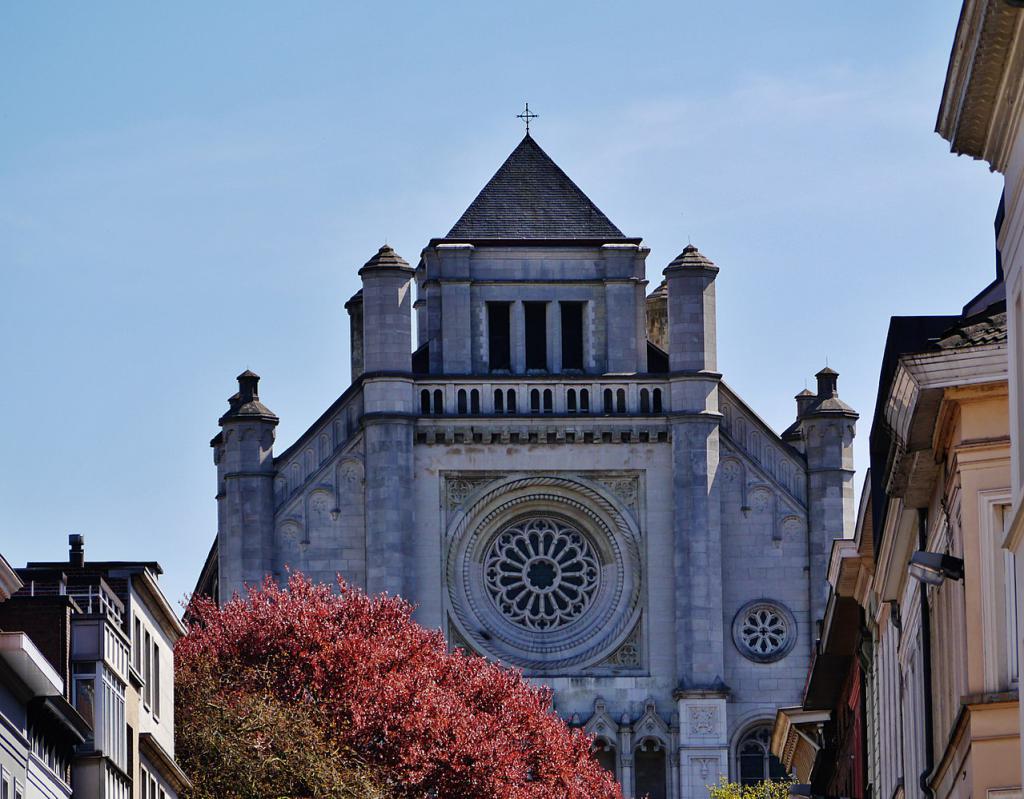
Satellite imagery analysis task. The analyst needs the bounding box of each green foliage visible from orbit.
[177,659,389,799]
[707,776,794,799]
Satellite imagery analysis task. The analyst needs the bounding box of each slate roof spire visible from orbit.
[443,135,631,242]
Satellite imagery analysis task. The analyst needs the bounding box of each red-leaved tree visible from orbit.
[176,572,621,799]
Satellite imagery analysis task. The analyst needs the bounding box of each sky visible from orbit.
[0,2,1004,609]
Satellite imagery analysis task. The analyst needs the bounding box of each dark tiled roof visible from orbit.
[444,135,627,241]
[359,245,412,273]
[647,280,667,301]
[219,371,277,424]
[936,302,1007,349]
[665,244,717,271]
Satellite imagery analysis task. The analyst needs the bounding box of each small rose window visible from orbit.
[733,601,796,663]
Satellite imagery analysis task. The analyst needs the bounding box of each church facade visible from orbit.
[195,134,858,799]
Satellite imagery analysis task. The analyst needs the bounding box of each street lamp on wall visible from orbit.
[908,552,965,586]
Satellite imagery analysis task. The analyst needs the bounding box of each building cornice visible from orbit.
[0,553,22,601]
[937,0,1024,171]
[139,732,193,793]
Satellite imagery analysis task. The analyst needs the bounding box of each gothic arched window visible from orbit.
[736,725,788,786]
[634,738,667,799]
[592,738,617,781]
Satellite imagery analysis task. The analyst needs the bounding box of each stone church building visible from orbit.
[195,134,858,798]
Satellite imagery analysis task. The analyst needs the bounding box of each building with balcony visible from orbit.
[195,132,859,798]
[0,537,189,799]
[772,294,1019,799]
[0,550,89,799]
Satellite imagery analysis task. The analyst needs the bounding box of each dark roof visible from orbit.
[936,302,1007,349]
[443,135,628,242]
[867,312,976,556]
[358,245,412,274]
[219,370,277,425]
[664,244,717,271]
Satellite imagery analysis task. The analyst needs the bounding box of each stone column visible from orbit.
[511,301,526,374]
[620,720,634,799]
[548,300,562,373]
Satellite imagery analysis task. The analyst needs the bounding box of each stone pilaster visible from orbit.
[675,692,730,799]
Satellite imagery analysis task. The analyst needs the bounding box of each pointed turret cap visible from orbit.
[442,135,630,242]
[219,370,279,424]
[358,244,412,275]
[664,243,719,273]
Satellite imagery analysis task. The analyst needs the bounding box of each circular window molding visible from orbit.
[732,600,796,663]
[445,475,642,672]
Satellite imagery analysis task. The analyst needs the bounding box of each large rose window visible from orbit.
[445,475,643,672]
[483,518,600,630]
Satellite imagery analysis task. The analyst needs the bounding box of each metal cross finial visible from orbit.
[517,102,538,134]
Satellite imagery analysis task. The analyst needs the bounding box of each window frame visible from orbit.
[487,302,512,372]
[523,301,548,372]
[559,301,585,371]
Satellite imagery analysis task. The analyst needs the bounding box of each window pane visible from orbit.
[739,752,764,785]
[488,303,511,371]
[560,302,584,370]
[593,743,617,781]
[524,302,547,371]
[635,745,667,799]
[144,631,152,707]
[74,677,95,727]
[153,643,160,718]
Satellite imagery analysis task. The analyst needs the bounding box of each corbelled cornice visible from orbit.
[937,0,1024,171]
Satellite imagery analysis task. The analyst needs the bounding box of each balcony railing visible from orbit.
[68,585,124,626]
[416,379,667,418]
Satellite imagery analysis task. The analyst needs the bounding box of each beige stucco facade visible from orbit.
[937,1,1024,781]
[772,308,1018,799]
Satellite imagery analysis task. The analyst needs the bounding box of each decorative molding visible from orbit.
[694,757,717,780]
[600,619,643,669]
[447,619,478,656]
[688,705,719,737]
[594,476,639,512]
[445,475,496,510]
